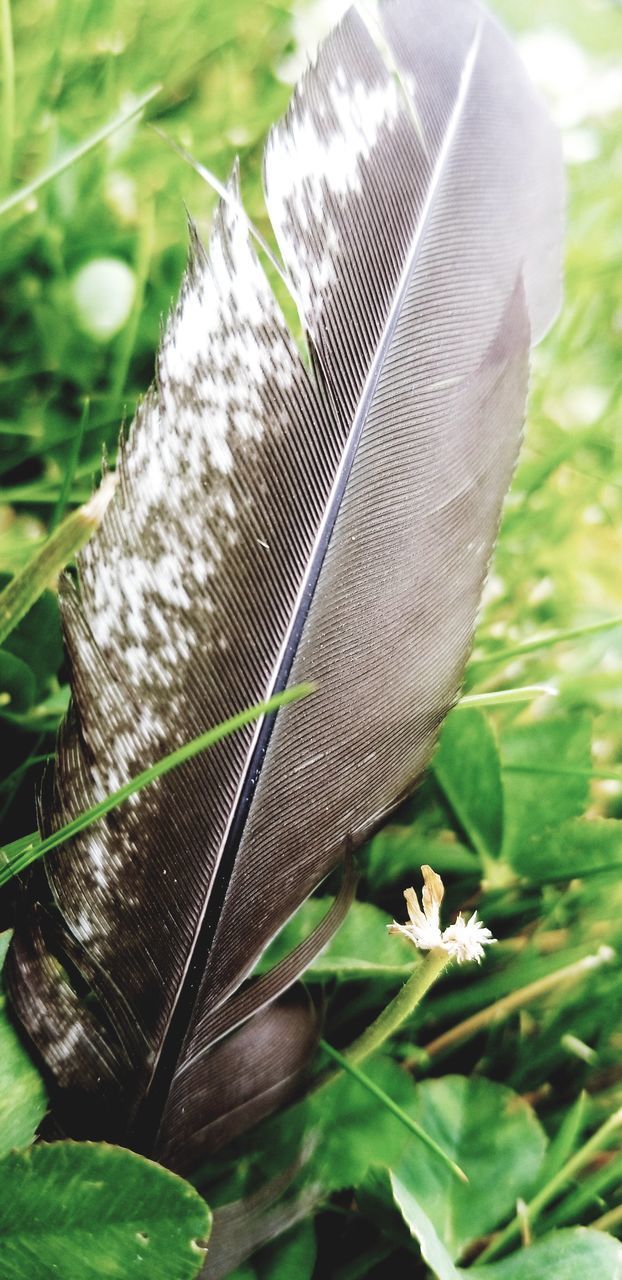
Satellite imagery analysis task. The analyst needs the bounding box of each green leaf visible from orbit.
[433,709,503,861]
[511,817,622,882]
[0,649,35,711]
[0,583,63,696]
[0,996,47,1157]
[389,1173,462,1280]
[0,1142,211,1279]
[0,931,47,1157]
[249,1219,316,1280]
[470,1229,622,1279]
[392,1076,547,1259]
[258,900,411,979]
[366,823,478,892]
[500,713,592,865]
[255,1056,418,1197]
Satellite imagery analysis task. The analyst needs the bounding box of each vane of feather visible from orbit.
[7,0,563,1171]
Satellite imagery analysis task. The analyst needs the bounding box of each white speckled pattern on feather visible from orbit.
[8,0,563,1169]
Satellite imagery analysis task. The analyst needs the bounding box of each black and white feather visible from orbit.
[8,0,563,1174]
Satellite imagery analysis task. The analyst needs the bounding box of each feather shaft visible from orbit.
[7,0,564,1172]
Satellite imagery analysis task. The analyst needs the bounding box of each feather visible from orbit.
[7,0,563,1172]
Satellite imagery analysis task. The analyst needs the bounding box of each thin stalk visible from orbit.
[333,1245,394,1280]
[0,484,92,504]
[0,743,48,826]
[152,128,296,304]
[502,762,622,783]
[312,951,450,1100]
[0,421,42,437]
[589,1203,622,1234]
[337,949,449,1068]
[0,475,116,645]
[415,946,615,1063]
[319,1039,467,1184]
[470,616,622,669]
[549,1150,622,1227]
[0,0,14,191]
[0,85,160,220]
[479,1107,622,1263]
[458,684,556,709]
[0,752,51,790]
[0,683,313,885]
[50,399,89,531]
[110,203,155,406]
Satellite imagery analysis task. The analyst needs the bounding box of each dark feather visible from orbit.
[8,0,563,1170]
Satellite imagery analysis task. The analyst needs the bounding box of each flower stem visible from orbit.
[346,949,450,1065]
[469,614,622,668]
[313,948,449,1098]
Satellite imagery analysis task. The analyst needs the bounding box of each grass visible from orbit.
[1,0,622,1277]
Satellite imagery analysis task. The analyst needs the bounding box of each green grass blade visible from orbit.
[0,744,49,826]
[458,684,557,709]
[479,1107,622,1262]
[0,475,115,645]
[471,616,622,669]
[319,1039,468,1185]
[110,204,155,406]
[0,484,92,504]
[502,763,622,782]
[0,682,313,886]
[548,1149,622,1227]
[0,0,14,191]
[0,84,160,220]
[50,399,90,531]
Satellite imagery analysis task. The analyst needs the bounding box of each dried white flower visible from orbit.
[389,864,444,952]
[440,911,495,965]
[388,865,495,965]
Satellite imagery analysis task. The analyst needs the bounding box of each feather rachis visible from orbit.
[8,0,563,1168]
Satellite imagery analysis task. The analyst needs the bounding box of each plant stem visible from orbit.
[345,949,450,1068]
[110,202,155,406]
[502,762,622,783]
[589,1203,622,1234]
[549,1149,622,1228]
[50,399,90,531]
[479,1107,622,1263]
[312,949,449,1102]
